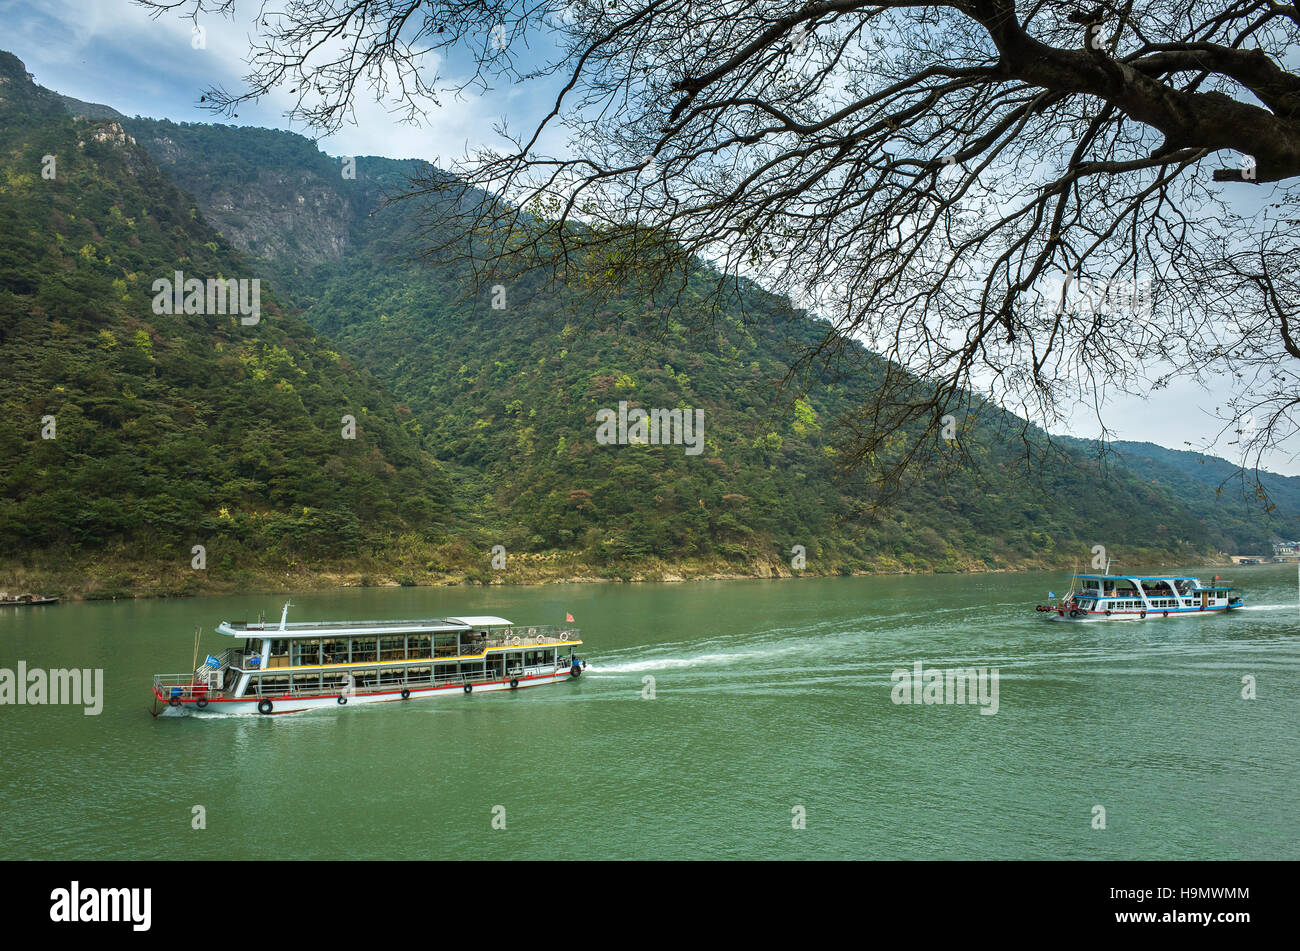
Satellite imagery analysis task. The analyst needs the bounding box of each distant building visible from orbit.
[1273,541,1300,556]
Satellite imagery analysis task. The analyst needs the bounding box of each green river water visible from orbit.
[1,566,1297,860]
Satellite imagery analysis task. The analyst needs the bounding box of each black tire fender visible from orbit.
[257,699,273,715]
[400,688,410,700]
[509,678,519,690]
[337,696,348,705]
[463,683,472,694]
[195,697,209,709]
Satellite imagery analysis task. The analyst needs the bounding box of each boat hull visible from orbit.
[153,669,580,716]
[1044,605,1241,622]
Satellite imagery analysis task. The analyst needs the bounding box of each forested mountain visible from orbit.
[0,52,451,597]
[1,49,1292,596]
[1062,438,1300,552]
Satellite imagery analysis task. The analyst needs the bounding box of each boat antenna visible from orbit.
[191,624,201,676]
[280,601,293,632]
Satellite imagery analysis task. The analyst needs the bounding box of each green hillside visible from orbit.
[118,116,1251,574]
[0,52,452,598]
[1065,438,1300,552]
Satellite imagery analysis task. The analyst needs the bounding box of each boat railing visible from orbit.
[153,670,222,700]
[477,626,580,650]
[250,663,569,699]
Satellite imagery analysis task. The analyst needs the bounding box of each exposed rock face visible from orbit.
[197,173,353,265]
[77,120,137,149]
[124,122,363,272]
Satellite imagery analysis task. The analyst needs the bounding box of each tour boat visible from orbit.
[0,592,59,606]
[1036,572,1244,621]
[152,603,585,715]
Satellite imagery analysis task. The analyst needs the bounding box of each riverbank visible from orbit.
[0,543,1225,601]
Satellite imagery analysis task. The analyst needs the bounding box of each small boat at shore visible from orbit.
[1036,570,1244,621]
[151,603,586,716]
[0,592,59,607]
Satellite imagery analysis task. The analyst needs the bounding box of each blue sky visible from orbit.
[2,0,1295,474]
[0,0,561,163]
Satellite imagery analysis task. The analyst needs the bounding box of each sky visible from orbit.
[2,0,1295,474]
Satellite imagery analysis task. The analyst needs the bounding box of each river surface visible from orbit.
[1,566,1297,859]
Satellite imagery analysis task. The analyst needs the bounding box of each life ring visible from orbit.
[509,678,519,690]
[258,699,273,715]
[337,696,348,705]
[400,688,411,700]
[1163,611,1169,618]
[511,635,521,646]
[464,684,472,694]
[560,632,569,641]
[1105,609,1112,616]
[195,697,209,709]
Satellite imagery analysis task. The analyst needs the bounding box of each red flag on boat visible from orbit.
[565,613,575,623]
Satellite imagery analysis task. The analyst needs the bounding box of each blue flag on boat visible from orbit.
[204,654,221,668]
[1048,592,1055,599]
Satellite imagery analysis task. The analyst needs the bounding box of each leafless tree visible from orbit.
[138,0,1300,498]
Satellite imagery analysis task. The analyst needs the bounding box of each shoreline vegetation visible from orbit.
[1,545,1230,602]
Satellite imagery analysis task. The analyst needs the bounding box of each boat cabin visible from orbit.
[157,607,581,704]
[1065,574,1243,616]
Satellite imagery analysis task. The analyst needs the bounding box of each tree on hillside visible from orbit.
[140,0,1300,496]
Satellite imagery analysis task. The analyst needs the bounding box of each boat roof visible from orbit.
[1066,574,1237,589]
[214,616,515,638]
[1069,574,1204,581]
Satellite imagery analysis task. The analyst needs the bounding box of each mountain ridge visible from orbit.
[2,50,1295,598]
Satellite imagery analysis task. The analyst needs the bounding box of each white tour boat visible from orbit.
[152,604,585,715]
[1036,570,1244,621]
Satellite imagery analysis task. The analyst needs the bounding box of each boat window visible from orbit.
[322,639,349,664]
[292,639,321,666]
[380,637,406,661]
[260,675,290,695]
[407,666,431,686]
[292,673,321,692]
[434,633,459,657]
[409,636,432,658]
[351,639,377,663]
